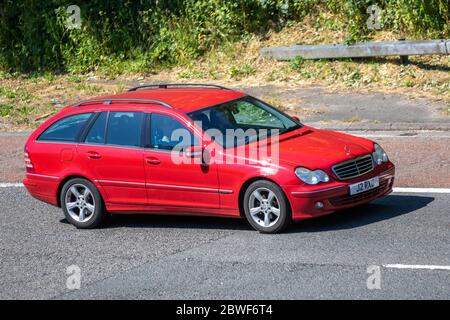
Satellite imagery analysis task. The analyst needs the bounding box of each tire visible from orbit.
[60,178,105,229]
[243,180,291,233]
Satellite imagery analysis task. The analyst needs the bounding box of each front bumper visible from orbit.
[285,164,395,220]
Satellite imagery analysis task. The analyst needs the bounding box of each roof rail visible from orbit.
[128,83,231,92]
[72,98,174,109]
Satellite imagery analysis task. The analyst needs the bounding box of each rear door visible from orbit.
[77,111,147,205]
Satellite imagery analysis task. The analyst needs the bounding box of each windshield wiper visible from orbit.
[280,124,302,135]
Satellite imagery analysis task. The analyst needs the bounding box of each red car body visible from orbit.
[23,85,395,227]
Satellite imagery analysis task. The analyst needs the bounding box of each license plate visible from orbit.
[349,176,379,195]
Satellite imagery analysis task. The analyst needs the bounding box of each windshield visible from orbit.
[187,96,301,148]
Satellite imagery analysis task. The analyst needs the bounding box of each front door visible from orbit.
[143,112,220,211]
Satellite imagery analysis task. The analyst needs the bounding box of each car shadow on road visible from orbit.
[94,213,252,231]
[289,195,434,233]
[59,195,434,232]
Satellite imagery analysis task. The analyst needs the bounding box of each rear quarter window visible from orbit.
[38,113,93,142]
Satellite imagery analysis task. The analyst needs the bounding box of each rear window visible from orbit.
[38,113,92,142]
[106,112,144,147]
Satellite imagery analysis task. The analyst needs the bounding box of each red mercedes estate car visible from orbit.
[23,84,395,233]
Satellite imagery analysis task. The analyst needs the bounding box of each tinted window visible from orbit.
[187,97,300,148]
[39,113,92,142]
[106,112,143,147]
[85,112,107,144]
[150,114,197,151]
[233,100,284,127]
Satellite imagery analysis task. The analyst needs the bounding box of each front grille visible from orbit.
[332,154,374,180]
[329,177,393,207]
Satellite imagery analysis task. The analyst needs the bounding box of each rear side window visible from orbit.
[85,112,107,144]
[106,112,144,147]
[38,113,92,142]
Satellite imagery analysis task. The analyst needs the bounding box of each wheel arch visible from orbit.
[56,175,98,207]
[238,176,292,218]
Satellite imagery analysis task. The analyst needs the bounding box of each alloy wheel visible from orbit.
[64,184,96,223]
[248,187,281,228]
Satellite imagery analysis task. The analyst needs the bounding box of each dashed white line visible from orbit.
[0,183,24,188]
[384,264,450,271]
[393,187,450,194]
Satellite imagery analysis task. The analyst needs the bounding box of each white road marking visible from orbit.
[384,264,450,271]
[343,130,450,139]
[393,187,450,194]
[361,134,450,139]
[0,183,24,188]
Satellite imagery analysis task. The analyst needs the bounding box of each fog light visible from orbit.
[315,201,324,209]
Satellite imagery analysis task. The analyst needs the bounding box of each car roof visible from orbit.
[74,88,247,113]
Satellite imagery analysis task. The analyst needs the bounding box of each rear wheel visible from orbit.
[60,178,105,229]
[243,180,291,233]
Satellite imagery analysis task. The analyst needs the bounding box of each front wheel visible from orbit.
[60,178,105,229]
[243,180,291,233]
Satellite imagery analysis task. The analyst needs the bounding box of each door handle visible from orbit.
[146,157,161,165]
[87,151,102,159]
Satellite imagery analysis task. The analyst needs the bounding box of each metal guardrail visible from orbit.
[260,39,450,62]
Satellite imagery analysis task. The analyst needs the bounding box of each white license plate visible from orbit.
[349,176,380,195]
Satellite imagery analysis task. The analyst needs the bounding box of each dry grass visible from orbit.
[0,75,125,130]
[174,19,449,101]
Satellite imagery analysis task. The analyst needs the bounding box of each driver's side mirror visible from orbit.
[184,145,203,159]
[184,145,211,166]
[291,115,300,122]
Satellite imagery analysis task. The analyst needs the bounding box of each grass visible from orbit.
[0,76,125,129]
[343,116,362,123]
[442,105,450,116]
[0,87,33,101]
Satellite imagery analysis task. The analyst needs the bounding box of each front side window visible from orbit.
[187,97,300,148]
[150,114,198,151]
[106,112,144,147]
[38,113,92,142]
[233,100,284,127]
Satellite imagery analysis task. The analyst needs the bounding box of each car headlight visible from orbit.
[372,143,388,165]
[295,167,330,185]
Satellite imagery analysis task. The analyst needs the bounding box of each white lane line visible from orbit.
[384,264,450,271]
[0,183,24,188]
[393,187,450,194]
[346,131,450,139]
[360,134,450,139]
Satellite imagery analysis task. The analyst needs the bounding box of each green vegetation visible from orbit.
[0,0,448,74]
[0,1,448,130]
[443,105,450,116]
[0,85,35,124]
[343,116,362,123]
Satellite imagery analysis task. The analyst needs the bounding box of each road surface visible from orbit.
[0,186,449,299]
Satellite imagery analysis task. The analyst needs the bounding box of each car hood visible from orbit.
[266,126,375,170]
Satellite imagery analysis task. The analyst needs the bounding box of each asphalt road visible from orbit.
[0,187,449,299]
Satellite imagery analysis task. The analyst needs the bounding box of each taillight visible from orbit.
[24,152,33,169]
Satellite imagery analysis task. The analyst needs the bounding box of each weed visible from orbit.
[229,64,256,80]
[343,116,362,123]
